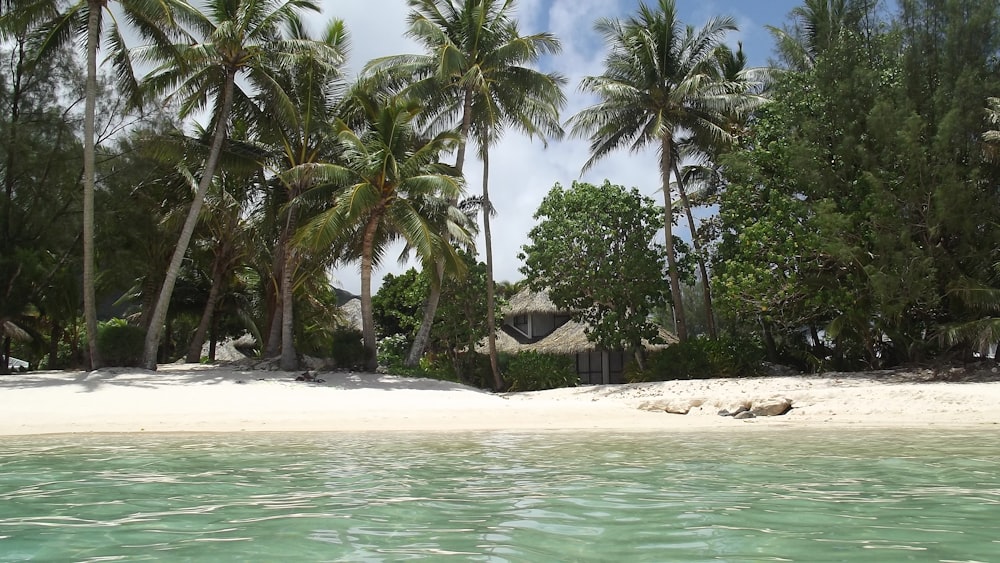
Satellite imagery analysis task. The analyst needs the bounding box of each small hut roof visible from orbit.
[504,287,561,316]
[493,319,677,355]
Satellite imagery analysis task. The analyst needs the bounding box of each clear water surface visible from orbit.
[1,430,998,562]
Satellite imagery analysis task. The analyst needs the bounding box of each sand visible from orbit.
[1,363,998,436]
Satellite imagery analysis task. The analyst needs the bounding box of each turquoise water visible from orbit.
[1,431,999,562]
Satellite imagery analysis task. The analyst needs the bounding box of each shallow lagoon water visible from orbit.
[1,430,998,562]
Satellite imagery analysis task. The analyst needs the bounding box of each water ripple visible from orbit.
[0,431,999,561]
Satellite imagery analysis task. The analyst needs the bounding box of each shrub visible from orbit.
[376,333,410,369]
[628,335,764,382]
[97,319,145,367]
[331,329,370,370]
[504,351,578,392]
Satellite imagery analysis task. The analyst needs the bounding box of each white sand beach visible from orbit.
[1,363,998,436]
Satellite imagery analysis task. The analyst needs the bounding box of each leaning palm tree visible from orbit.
[367,0,566,387]
[567,0,758,342]
[137,0,322,369]
[2,0,184,369]
[297,88,469,370]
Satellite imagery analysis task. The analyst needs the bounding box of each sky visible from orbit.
[320,0,805,295]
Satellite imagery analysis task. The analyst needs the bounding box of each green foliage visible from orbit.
[503,351,578,392]
[373,269,429,339]
[330,329,369,370]
[96,319,145,367]
[376,333,411,370]
[430,252,502,376]
[628,336,764,382]
[520,180,670,352]
[714,0,1000,368]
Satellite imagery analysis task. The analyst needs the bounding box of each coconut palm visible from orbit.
[2,0,184,369]
[249,17,347,370]
[567,0,759,342]
[297,88,469,370]
[367,0,566,387]
[767,0,873,71]
[137,0,322,369]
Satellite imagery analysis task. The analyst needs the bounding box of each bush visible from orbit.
[504,351,578,392]
[97,319,145,367]
[331,329,370,370]
[628,335,764,382]
[376,333,410,369]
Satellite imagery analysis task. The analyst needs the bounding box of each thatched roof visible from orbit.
[492,318,677,355]
[505,287,561,316]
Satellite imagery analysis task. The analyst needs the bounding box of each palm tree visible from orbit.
[767,0,873,71]
[2,0,184,369]
[567,0,758,343]
[137,0,322,369]
[368,0,566,387]
[250,17,347,370]
[297,88,469,370]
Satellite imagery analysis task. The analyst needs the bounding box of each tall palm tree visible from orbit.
[368,0,566,387]
[252,17,347,370]
[671,43,771,339]
[567,0,757,343]
[297,88,470,370]
[2,0,184,369]
[137,0,321,369]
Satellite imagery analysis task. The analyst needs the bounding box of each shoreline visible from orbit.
[1,363,998,436]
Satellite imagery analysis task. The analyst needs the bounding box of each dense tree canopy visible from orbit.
[519,180,669,359]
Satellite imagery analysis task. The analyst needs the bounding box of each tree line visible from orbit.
[1,0,997,384]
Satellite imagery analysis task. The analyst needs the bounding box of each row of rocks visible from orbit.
[639,397,793,419]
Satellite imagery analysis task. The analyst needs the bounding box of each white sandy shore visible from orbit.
[1,363,999,436]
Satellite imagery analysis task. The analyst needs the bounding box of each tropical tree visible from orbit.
[2,0,184,369]
[568,0,758,343]
[519,180,669,367]
[767,0,874,71]
[297,88,469,370]
[252,17,347,370]
[138,0,322,369]
[367,0,566,387]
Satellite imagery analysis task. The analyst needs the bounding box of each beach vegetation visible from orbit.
[626,334,764,382]
[96,318,145,367]
[713,0,1000,370]
[502,351,577,392]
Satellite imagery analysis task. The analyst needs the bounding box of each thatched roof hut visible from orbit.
[493,288,677,355]
[505,288,561,316]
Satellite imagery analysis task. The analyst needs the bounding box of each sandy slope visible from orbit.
[1,363,998,435]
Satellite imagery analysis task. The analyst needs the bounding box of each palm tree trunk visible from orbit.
[279,197,300,371]
[185,254,226,363]
[360,214,381,372]
[482,150,502,390]
[3,37,24,244]
[83,0,102,369]
[661,137,687,342]
[142,67,237,370]
[672,162,716,339]
[405,260,443,366]
[264,229,287,357]
[406,89,475,367]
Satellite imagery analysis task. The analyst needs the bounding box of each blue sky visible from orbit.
[321,0,807,294]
